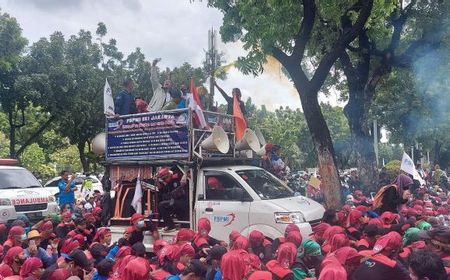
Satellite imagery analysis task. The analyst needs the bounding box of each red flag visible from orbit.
[189,79,207,128]
[190,79,201,109]
[233,95,247,140]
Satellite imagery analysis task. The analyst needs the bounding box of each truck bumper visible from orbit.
[0,202,59,223]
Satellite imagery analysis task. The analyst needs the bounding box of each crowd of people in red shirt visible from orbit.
[0,172,449,280]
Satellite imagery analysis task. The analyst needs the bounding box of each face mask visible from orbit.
[201,230,208,236]
[20,234,27,241]
[137,220,145,228]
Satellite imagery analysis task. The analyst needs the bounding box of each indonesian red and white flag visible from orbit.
[188,79,208,129]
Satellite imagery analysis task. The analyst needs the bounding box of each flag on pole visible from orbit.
[233,95,247,141]
[188,79,208,129]
[131,170,143,214]
[401,152,425,185]
[103,78,115,116]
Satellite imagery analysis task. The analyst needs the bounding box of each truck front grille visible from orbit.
[14,203,48,212]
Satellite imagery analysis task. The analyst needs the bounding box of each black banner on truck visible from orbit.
[106,110,189,161]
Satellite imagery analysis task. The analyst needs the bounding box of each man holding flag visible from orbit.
[214,81,247,118]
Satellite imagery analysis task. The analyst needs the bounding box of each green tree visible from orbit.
[207,0,375,208]
[0,12,29,158]
[337,0,450,189]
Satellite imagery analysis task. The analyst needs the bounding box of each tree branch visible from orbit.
[272,46,309,88]
[310,0,374,93]
[16,115,56,157]
[393,22,450,67]
[291,0,316,60]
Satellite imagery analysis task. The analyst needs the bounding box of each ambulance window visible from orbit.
[204,174,251,201]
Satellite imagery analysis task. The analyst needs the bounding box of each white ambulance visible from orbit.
[0,159,59,223]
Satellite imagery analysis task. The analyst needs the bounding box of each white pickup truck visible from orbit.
[0,160,59,223]
[101,109,325,243]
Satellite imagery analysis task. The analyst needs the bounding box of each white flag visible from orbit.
[401,152,425,185]
[103,78,115,116]
[131,171,143,214]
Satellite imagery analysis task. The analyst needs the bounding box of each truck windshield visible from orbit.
[0,169,42,189]
[236,169,293,200]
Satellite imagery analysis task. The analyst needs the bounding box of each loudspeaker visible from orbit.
[235,129,261,152]
[92,133,106,155]
[254,127,266,146]
[201,126,230,154]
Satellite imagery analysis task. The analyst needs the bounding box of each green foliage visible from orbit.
[384,160,401,180]
[20,143,54,178]
[49,145,82,172]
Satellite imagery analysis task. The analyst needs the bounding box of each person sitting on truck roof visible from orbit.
[114,77,136,116]
[157,167,189,232]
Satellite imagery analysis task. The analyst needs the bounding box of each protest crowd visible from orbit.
[2,60,450,280]
[1,165,450,280]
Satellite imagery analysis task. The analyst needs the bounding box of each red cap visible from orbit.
[130,213,144,225]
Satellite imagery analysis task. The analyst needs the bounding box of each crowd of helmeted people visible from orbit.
[1,173,450,279]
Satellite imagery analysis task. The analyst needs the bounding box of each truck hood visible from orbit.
[269,196,325,222]
[0,188,52,205]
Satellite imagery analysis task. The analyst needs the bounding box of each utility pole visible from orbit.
[206,28,218,110]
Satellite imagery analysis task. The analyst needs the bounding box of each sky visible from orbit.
[0,0,344,111]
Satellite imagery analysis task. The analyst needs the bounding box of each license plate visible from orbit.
[25,212,43,219]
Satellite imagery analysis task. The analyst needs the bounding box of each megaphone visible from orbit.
[235,129,261,152]
[92,132,106,155]
[254,127,266,146]
[201,126,230,154]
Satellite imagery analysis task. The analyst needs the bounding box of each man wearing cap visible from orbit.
[157,168,189,232]
[114,77,136,116]
[428,226,450,275]
[352,231,410,280]
[24,230,58,268]
[55,211,75,239]
[129,213,159,245]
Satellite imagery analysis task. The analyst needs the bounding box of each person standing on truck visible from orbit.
[213,81,247,118]
[156,168,189,232]
[162,89,184,110]
[58,171,77,211]
[114,78,136,116]
[148,58,173,112]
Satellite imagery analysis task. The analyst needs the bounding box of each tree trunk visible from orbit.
[344,89,378,191]
[8,110,17,159]
[296,85,342,209]
[77,141,89,172]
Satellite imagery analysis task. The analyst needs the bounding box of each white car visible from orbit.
[0,160,59,223]
[44,175,115,200]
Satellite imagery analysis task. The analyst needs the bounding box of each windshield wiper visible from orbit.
[27,185,42,188]
[7,186,22,189]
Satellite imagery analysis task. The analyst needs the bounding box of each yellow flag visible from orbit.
[308,176,321,189]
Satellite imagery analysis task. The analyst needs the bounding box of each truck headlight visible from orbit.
[274,212,306,224]
[0,199,12,206]
[48,196,56,202]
